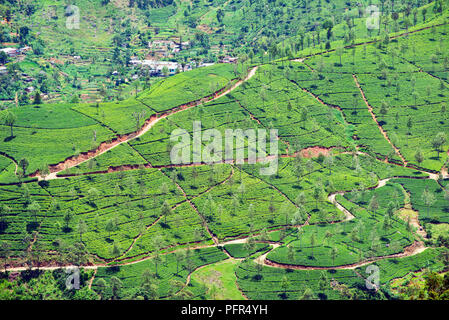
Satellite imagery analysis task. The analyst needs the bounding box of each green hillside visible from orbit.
[1,0,449,302]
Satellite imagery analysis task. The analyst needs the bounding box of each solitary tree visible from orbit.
[331,247,338,265]
[111,242,121,256]
[33,92,42,105]
[161,200,172,225]
[431,132,447,159]
[0,241,11,272]
[299,287,315,300]
[406,116,413,145]
[300,108,308,129]
[132,111,146,131]
[27,201,41,223]
[63,209,73,230]
[141,269,159,300]
[310,233,316,258]
[39,164,50,179]
[287,244,295,262]
[110,276,122,300]
[422,8,427,22]
[87,187,100,205]
[78,219,87,242]
[368,195,379,215]
[422,187,436,219]
[19,158,29,176]
[96,278,108,300]
[291,206,307,226]
[160,182,169,196]
[191,167,198,187]
[382,214,391,231]
[379,101,389,121]
[174,250,185,275]
[293,160,304,182]
[281,276,290,297]
[323,155,334,175]
[2,109,17,138]
[105,218,118,239]
[313,185,323,209]
[319,271,329,297]
[0,205,9,225]
[336,47,344,66]
[415,149,424,167]
[324,230,333,246]
[444,188,449,211]
[295,192,306,208]
[411,91,418,108]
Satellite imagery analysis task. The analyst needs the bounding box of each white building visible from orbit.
[129,58,181,76]
[141,60,180,76]
[0,48,18,57]
[19,46,32,53]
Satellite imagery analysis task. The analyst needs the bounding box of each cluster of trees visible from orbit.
[94,245,195,300]
[411,270,449,299]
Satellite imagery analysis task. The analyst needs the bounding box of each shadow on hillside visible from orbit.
[0,220,7,233]
[104,266,120,274]
[26,221,39,232]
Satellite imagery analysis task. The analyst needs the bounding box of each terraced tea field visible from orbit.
[1,2,449,302]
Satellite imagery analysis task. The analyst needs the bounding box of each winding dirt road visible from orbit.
[31,67,259,181]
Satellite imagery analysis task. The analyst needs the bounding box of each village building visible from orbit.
[0,47,18,57]
[220,56,238,64]
[19,46,32,53]
[141,60,180,76]
[148,40,190,58]
[130,58,181,76]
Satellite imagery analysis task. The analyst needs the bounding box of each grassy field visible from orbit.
[188,259,246,300]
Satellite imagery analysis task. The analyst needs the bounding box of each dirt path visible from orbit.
[353,74,408,166]
[262,241,426,271]
[253,175,428,271]
[328,192,355,221]
[289,79,351,128]
[168,169,220,246]
[254,243,280,266]
[112,166,236,262]
[88,268,97,290]
[0,151,18,176]
[4,220,427,275]
[30,67,258,181]
[52,146,336,180]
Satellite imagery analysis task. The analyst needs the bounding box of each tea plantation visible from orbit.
[1,0,449,301]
